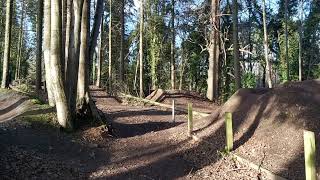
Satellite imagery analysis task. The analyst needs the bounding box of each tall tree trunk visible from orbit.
[15,0,25,81]
[285,0,289,81]
[89,0,103,78]
[64,0,72,81]
[61,0,67,80]
[119,0,125,81]
[44,0,55,106]
[50,0,72,129]
[207,0,220,101]
[170,0,175,90]
[262,0,272,88]
[78,0,89,107]
[36,0,44,92]
[67,0,84,116]
[15,31,24,81]
[139,0,144,98]
[1,0,13,88]
[299,0,304,81]
[96,16,103,87]
[232,0,240,90]
[108,0,112,93]
[179,49,187,91]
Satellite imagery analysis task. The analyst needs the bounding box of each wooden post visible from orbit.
[172,100,175,122]
[304,130,316,180]
[188,103,193,136]
[225,112,233,152]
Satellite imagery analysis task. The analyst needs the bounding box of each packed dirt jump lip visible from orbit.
[0,91,33,123]
[210,79,320,179]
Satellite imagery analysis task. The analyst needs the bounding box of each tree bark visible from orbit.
[15,0,25,81]
[96,16,103,87]
[1,0,13,88]
[206,0,220,101]
[61,0,67,80]
[262,0,272,88]
[170,0,175,90]
[50,0,72,129]
[108,0,112,93]
[232,0,241,90]
[64,0,72,81]
[78,0,89,107]
[44,0,55,106]
[285,0,289,81]
[119,0,125,81]
[299,0,304,81]
[89,0,103,78]
[36,0,44,92]
[67,0,84,115]
[139,0,144,98]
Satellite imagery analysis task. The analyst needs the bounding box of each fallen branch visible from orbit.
[119,93,210,118]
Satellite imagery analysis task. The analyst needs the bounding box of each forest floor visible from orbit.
[0,87,266,179]
[1,80,320,179]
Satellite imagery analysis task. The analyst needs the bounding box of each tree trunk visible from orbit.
[77,0,89,108]
[179,50,187,91]
[61,0,67,80]
[139,0,144,98]
[108,0,112,93]
[64,0,72,81]
[44,0,55,106]
[36,0,44,92]
[1,0,13,88]
[15,31,23,81]
[50,0,72,129]
[119,0,125,81]
[299,0,304,81]
[15,0,25,81]
[232,0,240,90]
[207,0,220,101]
[262,0,272,88]
[96,16,103,87]
[67,0,84,115]
[89,0,103,78]
[170,0,175,90]
[285,0,289,81]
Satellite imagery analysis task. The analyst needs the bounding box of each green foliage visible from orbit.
[241,72,256,88]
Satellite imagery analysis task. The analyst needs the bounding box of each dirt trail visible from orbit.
[0,88,265,179]
[89,87,266,179]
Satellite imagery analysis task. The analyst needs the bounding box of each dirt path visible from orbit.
[89,87,267,179]
[0,88,266,179]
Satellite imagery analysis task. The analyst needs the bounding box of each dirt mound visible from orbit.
[0,90,33,122]
[213,79,320,179]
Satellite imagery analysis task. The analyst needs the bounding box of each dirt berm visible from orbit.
[210,79,320,179]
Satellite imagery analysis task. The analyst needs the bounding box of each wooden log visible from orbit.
[225,112,233,152]
[119,93,210,117]
[304,130,316,180]
[188,103,193,136]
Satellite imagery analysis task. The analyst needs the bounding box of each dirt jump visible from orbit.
[1,80,320,179]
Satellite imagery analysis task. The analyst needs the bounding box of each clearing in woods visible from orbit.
[1,80,320,179]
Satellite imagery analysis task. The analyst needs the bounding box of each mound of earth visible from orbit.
[0,90,34,123]
[204,79,320,179]
[146,89,217,113]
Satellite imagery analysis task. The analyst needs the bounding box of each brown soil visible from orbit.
[0,88,265,179]
[198,79,320,179]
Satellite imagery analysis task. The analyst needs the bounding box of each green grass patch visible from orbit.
[19,112,59,129]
